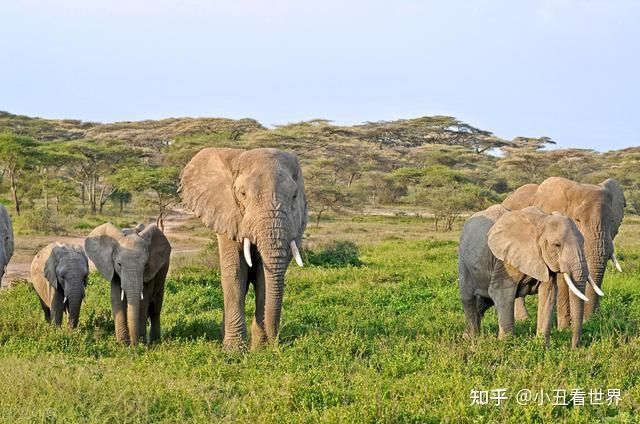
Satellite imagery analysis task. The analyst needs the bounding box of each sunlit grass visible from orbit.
[0,216,638,422]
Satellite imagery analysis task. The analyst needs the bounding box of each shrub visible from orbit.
[13,208,66,235]
[304,240,362,267]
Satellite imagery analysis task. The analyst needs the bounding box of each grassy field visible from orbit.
[0,214,639,422]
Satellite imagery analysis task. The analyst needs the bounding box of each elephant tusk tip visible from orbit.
[290,240,304,267]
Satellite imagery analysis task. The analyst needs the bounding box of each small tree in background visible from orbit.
[111,166,179,231]
[0,131,39,215]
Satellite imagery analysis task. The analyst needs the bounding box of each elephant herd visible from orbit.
[0,146,626,351]
[2,147,306,349]
[459,177,625,348]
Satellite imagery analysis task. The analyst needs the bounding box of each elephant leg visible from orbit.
[251,259,268,349]
[536,278,558,348]
[50,291,65,327]
[458,263,481,338]
[137,301,148,344]
[514,297,529,321]
[218,235,249,350]
[110,282,130,343]
[556,277,571,329]
[39,298,51,323]
[149,278,165,344]
[488,279,517,340]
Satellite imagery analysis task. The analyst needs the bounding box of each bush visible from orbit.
[304,240,362,267]
[13,208,66,235]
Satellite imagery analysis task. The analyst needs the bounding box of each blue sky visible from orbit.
[1,0,638,151]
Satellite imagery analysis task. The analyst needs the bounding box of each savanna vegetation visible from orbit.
[1,214,639,422]
[2,110,640,235]
[1,110,639,422]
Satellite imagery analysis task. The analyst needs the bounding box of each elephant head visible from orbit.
[488,207,596,347]
[0,204,14,283]
[85,223,171,345]
[179,148,307,342]
[45,244,89,328]
[534,177,624,317]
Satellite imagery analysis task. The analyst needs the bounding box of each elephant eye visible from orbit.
[553,242,561,248]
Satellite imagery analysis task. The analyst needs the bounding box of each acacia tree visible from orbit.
[57,139,137,213]
[111,165,179,231]
[0,131,39,215]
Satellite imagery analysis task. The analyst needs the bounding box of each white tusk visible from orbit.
[140,292,144,301]
[611,253,622,272]
[121,289,124,302]
[564,274,589,302]
[243,238,253,267]
[290,240,303,267]
[63,296,67,304]
[588,275,604,296]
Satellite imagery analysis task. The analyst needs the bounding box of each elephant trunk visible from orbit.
[256,213,290,343]
[126,298,142,345]
[583,233,611,319]
[66,287,84,329]
[569,279,585,348]
[122,270,144,345]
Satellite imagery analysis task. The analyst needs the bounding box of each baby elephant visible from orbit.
[31,243,89,328]
[458,205,602,348]
[85,223,171,345]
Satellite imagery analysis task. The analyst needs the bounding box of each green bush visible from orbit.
[304,240,363,267]
[13,208,66,235]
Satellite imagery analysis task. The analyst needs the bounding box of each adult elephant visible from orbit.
[85,223,171,345]
[0,204,14,284]
[503,177,625,324]
[459,205,599,348]
[179,148,307,350]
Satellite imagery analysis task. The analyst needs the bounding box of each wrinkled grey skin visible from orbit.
[0,204,14,285]
[179,148,307,350]
[85,223,171,345]
[503,177,625,324]
[31,243,88,328]
[458,205,589,348]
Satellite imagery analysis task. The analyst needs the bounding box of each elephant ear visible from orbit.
[488,206,550,283]
[44,245,61,290]
[600,178,625,238]
[140,224,171,282]
[179,148,244,240]
[84,223,123,282]
[0,204,14,262]
[278,151,308,239]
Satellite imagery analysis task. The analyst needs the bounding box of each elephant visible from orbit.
[0,204,14,284]
[85,223,171,345]
[458,205,601,348]
[503,177,625,324]
[30,243,89,328]
[179,147,307,350]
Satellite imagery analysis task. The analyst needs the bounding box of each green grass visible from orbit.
[1,232,640,422]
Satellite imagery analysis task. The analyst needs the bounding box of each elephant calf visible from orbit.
[85,223,171,345]
[31,242,89,328]
[458,205,602,348]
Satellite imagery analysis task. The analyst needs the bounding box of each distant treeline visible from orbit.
[1,111,638,232]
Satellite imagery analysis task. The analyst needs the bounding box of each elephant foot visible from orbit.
[250,320,268,350]
[223,337,247,352]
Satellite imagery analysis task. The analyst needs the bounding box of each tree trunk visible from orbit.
[9,171,20,216]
